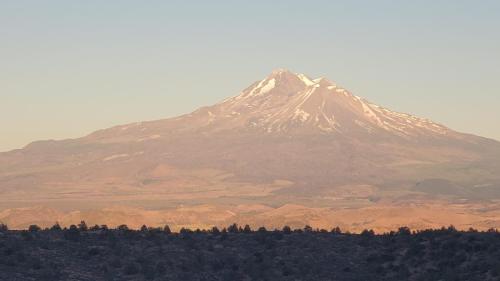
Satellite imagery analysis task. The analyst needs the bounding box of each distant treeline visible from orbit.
[1,221,499,236]
[1,221,500,280]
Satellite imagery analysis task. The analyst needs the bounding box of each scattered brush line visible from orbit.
[3,221,499,235]
[1,222,500,280]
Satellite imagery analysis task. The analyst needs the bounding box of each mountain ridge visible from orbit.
[16,69,498,150]
[1,69,500,230]
[78,69,488,144]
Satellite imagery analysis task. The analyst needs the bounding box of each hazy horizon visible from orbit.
[2,0,500,152]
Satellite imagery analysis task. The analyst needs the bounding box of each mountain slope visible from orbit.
[1,69,500,229]
[87,69,468,139]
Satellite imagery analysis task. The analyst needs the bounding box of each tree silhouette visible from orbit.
[51,222,62,231]
[257,226,267,233]
[282,226,292,234]
[117,225,129,231]
[78,220,88,231]
[361,229,375,237]
[163,225,171,234]
[243,224,252,233]
[331,226,342,234]
[180,227,192,234]
[228,223,239,233]
[64,225,80,242]
[0,224,498,280]
[89,224,100,231]
[397,227,411,236]
[211,226,220,235]
[28,225,41,232]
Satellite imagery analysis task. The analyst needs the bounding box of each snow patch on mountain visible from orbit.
[180,69,453,138]
[294,109,310,122]
[259,78,276,94]
[103,154,129,162]
[137,135,161,142]
[298,74,315,86]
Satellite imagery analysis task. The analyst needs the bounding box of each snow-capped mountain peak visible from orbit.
[184,69,451,138]
[3,69,500,233]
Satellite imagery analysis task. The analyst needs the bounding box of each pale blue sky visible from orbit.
[1,0,499,151]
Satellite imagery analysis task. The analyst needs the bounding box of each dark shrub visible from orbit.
[50,223,62,231]
[211,226,220,235]
[89,224,100,231]
[180,228,192,234]
[21,231,33,241]
[28,225,41,232]
[78,221,88,231]
[156,262,167,274]
[117,225,129,231]
[397,227,411,236]
[257,227,267,233]
[64,225,80,242]
[272,231,284,241]
[30,258,42,270]
[163,225,171,234]
[4,247,14,256]
[282,226,292,234]
[228,223,239,233]
[361,229,375,237]
[243,225,252,233]
[142,264,156,280]
[16,252,26,263]
[109,258,122,268]
[88,247,100,256]
[124,263,140,275]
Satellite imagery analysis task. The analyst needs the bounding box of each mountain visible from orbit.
[1,69,500,230]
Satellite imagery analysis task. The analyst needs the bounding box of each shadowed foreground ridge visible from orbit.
[1,223,500,281]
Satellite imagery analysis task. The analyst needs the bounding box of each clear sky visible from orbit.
[1,0,499,152]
